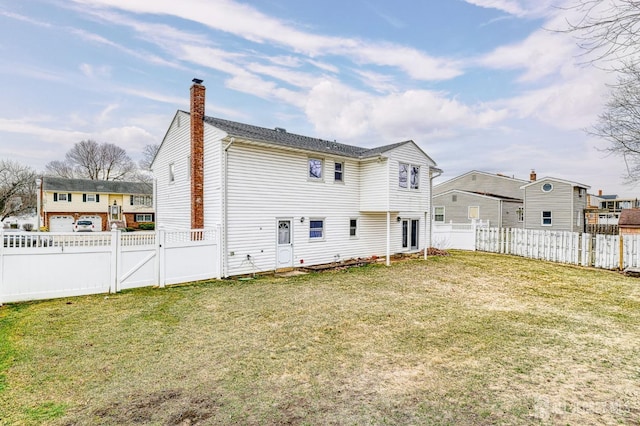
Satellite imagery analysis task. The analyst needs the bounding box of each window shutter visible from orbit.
[96,194,100,202]
[83,194,87,202]
[130,195,134,205]
[54,193,58,201]
[68,193,72,202]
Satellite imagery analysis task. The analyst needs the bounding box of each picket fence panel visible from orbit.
[476,227,640,271]
[0,228,221,304]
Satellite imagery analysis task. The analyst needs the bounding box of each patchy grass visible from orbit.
[1,251,639,425]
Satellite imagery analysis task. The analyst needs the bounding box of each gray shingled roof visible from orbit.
[200,115,413,159]
[42,177,152,194]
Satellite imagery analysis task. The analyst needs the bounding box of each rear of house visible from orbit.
[152,80,442,277]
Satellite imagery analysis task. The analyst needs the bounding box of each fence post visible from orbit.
[157,228,166,288]
[110,227,120,294]
[619,233,624,270]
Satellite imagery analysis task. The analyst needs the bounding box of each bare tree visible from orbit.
[139,144,160,171]
[564,1,640,181]
[45,140,137,181]
[591,64,640,181]
[0,159,37,222]
[564,0,640,69]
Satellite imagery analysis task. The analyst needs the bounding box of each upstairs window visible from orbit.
[517,207,524,222]
[399,163,420,190]
[54,193,71,202]
[542,211,552,226]
[334,162,343,182]
[399,163,408,188]
[83,194,99,203]
[411,166,420,189]
[130,195,153,206]
[309,158,323,179]
[169,163,175,183]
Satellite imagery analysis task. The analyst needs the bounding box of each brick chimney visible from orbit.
[598,189,603,196]
[190,78,205,230]
[529,169,536,182]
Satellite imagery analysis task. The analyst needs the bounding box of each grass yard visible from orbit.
[1,251,639,425]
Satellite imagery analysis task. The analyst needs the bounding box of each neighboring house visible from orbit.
[40,177,154,231]
[152,80,442,277]
[433,170,528,228]
[618,208,640,235]
[520,176,590,232]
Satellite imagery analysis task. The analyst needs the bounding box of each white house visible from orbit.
[152,80,442,277]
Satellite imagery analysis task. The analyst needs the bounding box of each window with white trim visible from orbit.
[309,158,323,180]
[334,162,343,182]
[130,195,153,206]
[434,206,445,223]
[410,165,420,189]
[517,207,524,222]
[542,211,552,226]
[399,163,408,188]
[54,193,71,202]
[309,219,324,239]
[349,218,357,237]
[135,214,154,222]
[468,206,479,220]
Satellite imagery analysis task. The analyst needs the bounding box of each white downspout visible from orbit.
[222,137,235,278]
[386,211,391,266]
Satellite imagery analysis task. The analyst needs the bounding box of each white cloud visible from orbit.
[479,30,578,82]
[304,80,508,142]
[69,0,463,81]
[79,63,112,79]
[463,0,559,18]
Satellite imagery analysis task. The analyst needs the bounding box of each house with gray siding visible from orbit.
[520,177,590,232]
[152,80,442,277]
[433,170,528,228]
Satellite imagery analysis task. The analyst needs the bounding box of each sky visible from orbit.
[0,0,636,197]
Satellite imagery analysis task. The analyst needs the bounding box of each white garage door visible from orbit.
[79,215,103,231]
[49,215,74,232]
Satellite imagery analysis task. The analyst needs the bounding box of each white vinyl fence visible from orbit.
[476,227,640,270]
[432,220,489,250]
[0,228,221,304]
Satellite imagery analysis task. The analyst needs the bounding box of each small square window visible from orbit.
[309,158,323,179]
[542,211,552,226]
[58,193,68,202]
[86,194,96,202]
[334,162,343,182]
[310,219,324,239]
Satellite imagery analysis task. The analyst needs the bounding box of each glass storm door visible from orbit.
[276,219,293,268]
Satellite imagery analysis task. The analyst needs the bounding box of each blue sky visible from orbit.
[0,0,633,196]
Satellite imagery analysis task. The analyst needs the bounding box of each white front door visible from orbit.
[276,219,293,268]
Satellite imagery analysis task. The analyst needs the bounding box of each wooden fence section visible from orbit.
[476,227,640,270]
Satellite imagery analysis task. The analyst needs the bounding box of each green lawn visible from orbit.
[1,251,639,425]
